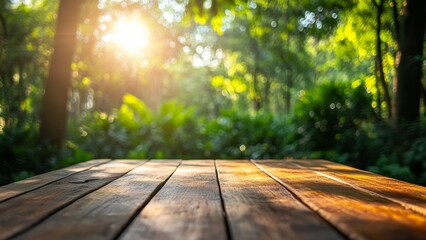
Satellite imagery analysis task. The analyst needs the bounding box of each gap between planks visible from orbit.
[216,160,343,240]
[111,160,183,240]
[118,160,227,240]
[214,160,233,240]
[250,159,348,239]
[13,160,182,240]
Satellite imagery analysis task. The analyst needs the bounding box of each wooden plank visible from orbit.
[216,160,342,240]
[0,159,110,203]
[0,160,143,239]
[253,160,426,240]
[290,159,426,217]
[119,160,227,240]
[15,160,181,240]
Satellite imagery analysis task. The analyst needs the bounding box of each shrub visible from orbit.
[290,80,376,165]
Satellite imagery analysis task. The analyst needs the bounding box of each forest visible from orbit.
[0,0,425,186]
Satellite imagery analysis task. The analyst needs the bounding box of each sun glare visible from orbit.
[103,17,150,54]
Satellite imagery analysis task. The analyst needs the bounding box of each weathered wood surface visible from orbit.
[0,160,142,239]
[253,160,426,240]
[0,159,425,240]
[120,160,227,240]
[216,160,342,240]
[0,159,110,203]
[15,160,180,240]
[290,159,426,216]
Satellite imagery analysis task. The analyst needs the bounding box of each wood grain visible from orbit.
[0,160,143,239]
[15,160,180,240]
[0,159,110,203]
[3,159,425,240]
[216,160,342,240]
[290,159,426,216]
[119,160,227,240]
[253,160,426,240]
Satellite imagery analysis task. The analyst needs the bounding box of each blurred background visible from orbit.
[0,0,425,185]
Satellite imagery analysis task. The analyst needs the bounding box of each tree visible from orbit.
[39,0,84,146]
[372,0,392,118]
[395,0,425,124]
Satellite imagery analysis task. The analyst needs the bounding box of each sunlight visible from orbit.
[103,17,150,54]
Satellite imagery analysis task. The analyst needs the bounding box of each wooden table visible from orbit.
[0,159,425,240]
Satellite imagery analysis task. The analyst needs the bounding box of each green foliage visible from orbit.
[1,0,425,188]
[289,81,426,185]
[57,142,94,168]
[368,154,416,184]
[200,109,287,159]
[403,137,426,184]
[0,0,56,129]
[0,120,62,184]
[291,80,375,152]
[0,123,40,183]
[70,95,287,160]
[70,95,199,159]
[118,94,153,131]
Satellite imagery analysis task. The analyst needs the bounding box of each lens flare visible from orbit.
[103,17,149,54]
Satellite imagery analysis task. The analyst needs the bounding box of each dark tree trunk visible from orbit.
[422,86,426,114]
[40,0,84,147]
[373,0,392,118]
[285,68,292,114]
[263,77,271,110]
[252,71,262,111]
[250,37,262,111]
[0,12,7,38]
[391,0,400,42]
[284,0,292,114]
[395,0,426,124]
[375,69,382,115]
[390,0,400,118]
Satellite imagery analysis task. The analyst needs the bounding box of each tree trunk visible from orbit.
[252,71,262,111]
[390,0,400,118]
[373,0,392,118]
[0,12,7,38]
[40,0,84,146]
[249,37,262,111]
[375,69,382,115]
[422,86,426,114]
[285,68,293,114]
[391,0,400,41]
[395,0,425,124]
[263,77,271,111]
[284,0,292,114]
